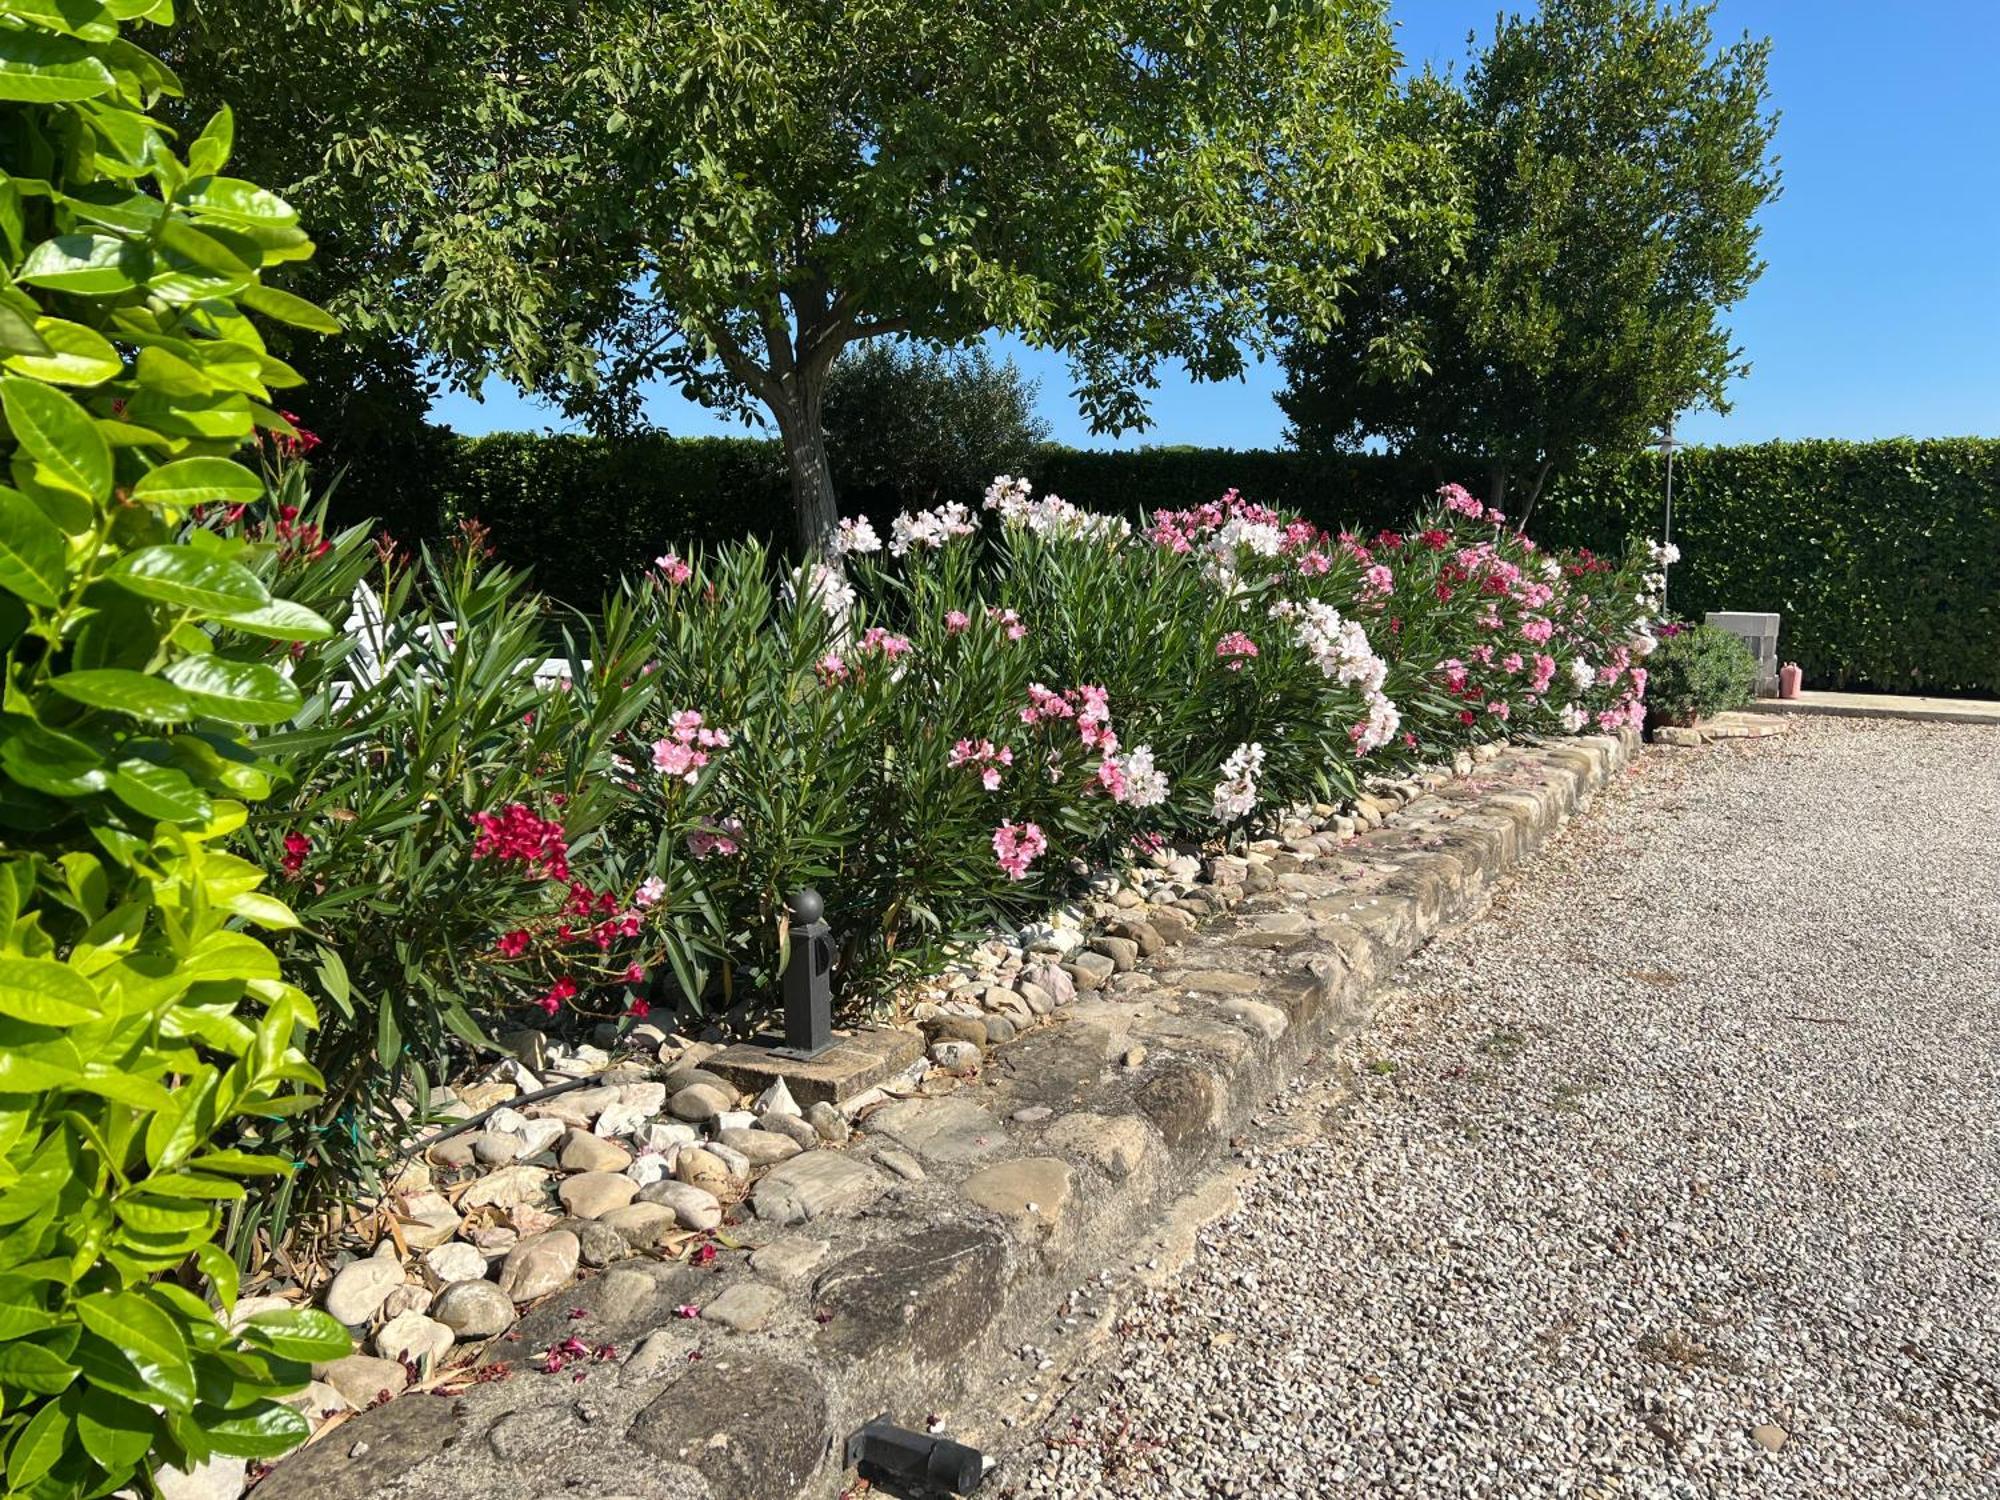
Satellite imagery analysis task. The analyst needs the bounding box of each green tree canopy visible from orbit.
[173,0,1410,550]
[1281,0,1779,524]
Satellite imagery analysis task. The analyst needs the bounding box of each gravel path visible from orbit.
[994,720,2000,1499]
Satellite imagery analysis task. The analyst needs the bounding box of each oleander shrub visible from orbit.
[590,479,1658,1016]
[1643,621,1757,727]
[0,0,349,1488]
[208,497,697,1236]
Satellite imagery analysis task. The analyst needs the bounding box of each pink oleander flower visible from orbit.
[992,820,1047,881]
[857,625,913,660]
[1282,520,1320,552]
[1075,684,1113,750]
[1021,682,1074,725]
[651,709,731,784]
[1530,653,1558,694]
[1215,631,1259,671]
[1295,550,1331,576]
[1488,700,1511,721]
[949,738,1013,790]
[654,552,693,585]
[1095,756,1129,801]
[944,610,970,634]
[1439,483,1485,519]
[1501,652,1524,674]
[634,875,667,908]
[652,739,702,781]
[816,651,849,684]
[1361,563,1395,600]
[1520,615,1555,644]
[987,607,1027,641]
[1441,658,1470,692]
[688,816,744,859]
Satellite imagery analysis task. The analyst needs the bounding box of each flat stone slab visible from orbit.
[1739,691,2000,726]
[963,1157,1074,1234]
[865,1096,1007,1164]
[704,1028,923,1106]
[626,1348,828,1498]
[810,1224,1009,1362]
[749,1151,890,1226]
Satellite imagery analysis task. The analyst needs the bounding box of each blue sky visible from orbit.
[432,1,2000,449]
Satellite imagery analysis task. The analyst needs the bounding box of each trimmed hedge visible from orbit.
[1535,440,2000,698]
[434,433,2000,696]
[444,433,793,601]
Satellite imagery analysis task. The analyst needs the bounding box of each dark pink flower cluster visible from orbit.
[471,803,571,882]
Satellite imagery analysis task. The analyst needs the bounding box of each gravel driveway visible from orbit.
[993,719,2000,1499]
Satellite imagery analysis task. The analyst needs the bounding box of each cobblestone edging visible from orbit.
[252,731,1637,1500]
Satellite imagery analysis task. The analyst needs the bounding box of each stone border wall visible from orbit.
[251,730,1637,1500]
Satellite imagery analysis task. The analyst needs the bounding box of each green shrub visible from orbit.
[1643,622,1758,726]
[215,495,684,1237]
[598,484,1656,1015]
[0,0,349,1488]
[824,344,1050,514]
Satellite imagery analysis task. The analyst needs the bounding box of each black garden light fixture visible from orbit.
[844,1414,988,1494]
[773,887,835,1058]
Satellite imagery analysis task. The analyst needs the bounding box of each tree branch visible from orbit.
[700,318,782,408]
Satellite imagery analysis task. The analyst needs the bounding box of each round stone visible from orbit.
[423,1242,488,1285]
[559,1129,632,1173]
[372,1309,455,1373]
[324,1256,406,1326]
[497,1229,580,1302]
[636,1179,723,1231]
[431,1279,516,1339]
[668,1083,734,1122]
[597,1201,679,1248]
[675,1147,732,1199]
[718,1127,803,1166]
[558,1171,639,1219]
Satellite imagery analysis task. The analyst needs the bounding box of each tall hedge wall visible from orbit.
[434,433,1999,696]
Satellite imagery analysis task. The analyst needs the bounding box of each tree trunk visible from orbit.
[770,380,838,557]
[1513,459,1556,534]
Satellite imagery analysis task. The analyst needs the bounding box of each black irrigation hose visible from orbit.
[404,1072,608,1159]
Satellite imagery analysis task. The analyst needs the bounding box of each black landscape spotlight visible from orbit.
[774,887,834,1058]
[844,1414,987,1495]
